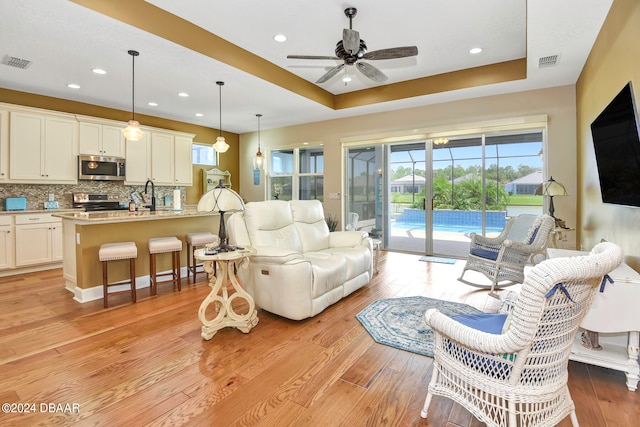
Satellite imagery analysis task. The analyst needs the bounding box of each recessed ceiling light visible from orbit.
[273,34,287,42]
[178,92,189,97]
[195,113,203,117]
[67,83,80,89]
[92,68,107,75]
[147,102,158,107]
[302,142,309,145]
[469,47,483,54]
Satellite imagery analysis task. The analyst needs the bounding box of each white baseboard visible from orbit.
[72,267,187,303]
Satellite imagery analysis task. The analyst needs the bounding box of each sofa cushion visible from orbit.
[243,200,303,253]
[318,246,371,281]
[303,252,348,298]
[290,200,330,252]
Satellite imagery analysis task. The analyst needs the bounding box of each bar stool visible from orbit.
[185,232,219,283]
[99,242,137,308]
[148,237,182,295]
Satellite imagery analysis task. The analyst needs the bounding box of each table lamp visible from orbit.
[536,176,568,226]
[197,180,245,252]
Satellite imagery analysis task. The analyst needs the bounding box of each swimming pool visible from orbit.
[392,221,503,234]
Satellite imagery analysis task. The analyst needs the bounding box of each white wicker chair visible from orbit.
[421,241,623,427]
[458,214,555,296]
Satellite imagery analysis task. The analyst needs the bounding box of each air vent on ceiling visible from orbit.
[538,55,559,68]
[1,55,32,69]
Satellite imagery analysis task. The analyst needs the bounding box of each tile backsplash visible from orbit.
[0,182,185,211]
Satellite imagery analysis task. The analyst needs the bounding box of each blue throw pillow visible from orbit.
[451,313,508,335]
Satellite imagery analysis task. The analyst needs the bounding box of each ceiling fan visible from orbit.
[287,7,418,84]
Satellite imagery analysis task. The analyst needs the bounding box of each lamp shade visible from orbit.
[535,176,568,197]
[197,181,244,213]
[122,119,144,141]
[213,136,229,153]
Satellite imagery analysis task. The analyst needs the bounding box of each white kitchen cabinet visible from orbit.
[9,111,78,184]
[0,216,14,270]
[150,131,175,185]
[0,110,8,182]
[125,130,192,186]
[15,213,63,267]
[174,135,193,186]
[124,131,150,185]
[79,121,125,157]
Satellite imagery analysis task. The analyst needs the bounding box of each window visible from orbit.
[269,146,324,201]
[192,143,216,166]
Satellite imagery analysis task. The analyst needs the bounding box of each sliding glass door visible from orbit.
[344,129,545,257]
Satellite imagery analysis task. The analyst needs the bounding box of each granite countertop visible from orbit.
[0,208,83,215]
[52,207,218,224]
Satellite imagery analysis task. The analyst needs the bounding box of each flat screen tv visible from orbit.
[591,82,640,207]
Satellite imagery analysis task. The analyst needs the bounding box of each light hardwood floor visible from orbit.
[1,251,639,426]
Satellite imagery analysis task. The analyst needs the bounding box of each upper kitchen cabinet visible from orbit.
[79,120,125,157]
[124,131,150,185]
[0,109,8,182]
[126,129,193,186]
[9,110,78,184]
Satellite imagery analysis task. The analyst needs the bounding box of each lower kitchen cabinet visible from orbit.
[0,216,14,270]
[14,213,63,267]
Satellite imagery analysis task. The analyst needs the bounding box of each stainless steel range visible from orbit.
[72,193,128,211]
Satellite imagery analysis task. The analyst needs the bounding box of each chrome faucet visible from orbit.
[144,179,156,212]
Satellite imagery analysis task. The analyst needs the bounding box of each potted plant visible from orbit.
[325,213,339,232]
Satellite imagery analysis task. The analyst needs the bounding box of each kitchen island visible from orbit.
[53,208,220,303]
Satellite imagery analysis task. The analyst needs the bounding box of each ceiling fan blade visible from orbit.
[343,28,360,55]
[356,62,388,82]
[362,46,418,60]
[287,55,340,60]
[316,63,345,84]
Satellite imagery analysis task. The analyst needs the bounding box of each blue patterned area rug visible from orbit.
[356,296,481,357]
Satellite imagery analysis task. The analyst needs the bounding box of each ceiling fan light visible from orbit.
[122,119,144,141]
[213,136,229,153]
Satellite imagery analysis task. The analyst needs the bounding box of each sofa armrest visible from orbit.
[329,231,369,248]
[251,246,305,264]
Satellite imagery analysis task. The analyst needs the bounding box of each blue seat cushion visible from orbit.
[451,313,508,335]
[470,247,499,261]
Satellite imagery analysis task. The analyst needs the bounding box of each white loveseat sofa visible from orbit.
[227,200,373,320]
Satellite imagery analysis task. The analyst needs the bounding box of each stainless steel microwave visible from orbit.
[78,155,126,181]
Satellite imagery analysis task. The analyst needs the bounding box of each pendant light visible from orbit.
[213,81,229,153]
[253,113,264,170]
[121,50,144,141]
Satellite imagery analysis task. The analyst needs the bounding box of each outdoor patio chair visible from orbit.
[458,214,555,296]
[422,241,622,427]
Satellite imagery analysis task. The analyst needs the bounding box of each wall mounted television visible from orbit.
[591,82,640,207]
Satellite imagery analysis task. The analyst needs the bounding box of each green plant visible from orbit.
[325,213,339,232]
